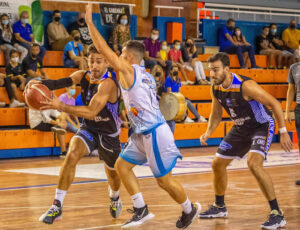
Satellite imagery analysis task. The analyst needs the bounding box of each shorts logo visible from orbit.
[219,141,232,151]
[80,130,93,141]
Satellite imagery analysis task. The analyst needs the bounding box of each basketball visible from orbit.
[24,83,53,110]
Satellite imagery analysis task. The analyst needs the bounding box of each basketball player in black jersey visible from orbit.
[26,45,123,224]
[199,53,292,229]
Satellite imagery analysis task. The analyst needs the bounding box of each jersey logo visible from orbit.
[219,141,232,151]
[142,77,156,89]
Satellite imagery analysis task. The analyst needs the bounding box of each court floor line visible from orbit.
[76,224,123,230]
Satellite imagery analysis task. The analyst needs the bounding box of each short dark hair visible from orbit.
[227,18,235,24]
[1,13,9,19]
[9,49,18,57]
[151,28,159,33]
[52,10,60,16]
[117,13,128,25]
[208,52,230,67]
[263,26,269,30]
[173,39,180,45]
[88,44,99,55]
[31,43,40,48]
[270,23,277,27]
[125,40,145,59]
[170,64,179,72]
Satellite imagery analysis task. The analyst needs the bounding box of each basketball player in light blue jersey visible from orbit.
[85,4,201,229]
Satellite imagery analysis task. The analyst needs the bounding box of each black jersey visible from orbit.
[80,71,121,136]
[212,73,273,130]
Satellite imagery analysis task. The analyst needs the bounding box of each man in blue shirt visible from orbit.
[13,11,45,59]
[219,18,259,69]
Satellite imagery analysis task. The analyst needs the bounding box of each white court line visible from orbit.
[76,224,123,230]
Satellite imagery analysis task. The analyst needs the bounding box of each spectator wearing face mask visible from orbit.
[232,27,252,68]
[12,11,46,59]
[111,14,131,55]
[268,23,296,68]
[168,40,193,85]
[47,10,72,51]
[144,28,172,76]
[282,20,300,60]
[159,41,169,62]
[256,26,283,69]
[63,30,88,70]
[219,18,260,69]
[68,12,92,56]
[151,64,165,99]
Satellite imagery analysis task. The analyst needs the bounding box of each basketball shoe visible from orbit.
[199,202,228,218]
[110,196,122,218]
[261,210,286,229]
[121,204,154,228]
[176,202,201,229]
[39,199,62,224]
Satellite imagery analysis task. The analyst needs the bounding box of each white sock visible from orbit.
[55,188,67,206]
[181,198,192,214]
[131,192,145,208]
[109,186,120,199]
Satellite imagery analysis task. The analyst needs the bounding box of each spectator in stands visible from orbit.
[219,18,259,69]
[169,40,193,85]
[29,108,67,155]
[47,10,72,51]
[159,41,169,62]
[13,11,46,59]
[0,73,8,107]
[23,43,48,82]
[232,27,252,68]
[111,14,131,55]
[144,28,172,76]
[151,64,165,99]
[181,38,209,85]
[4,49,26,107]
[256,26,283,69]
[75,93,83,123]
[63,30,88,70]
[0,14,28,63]
[282,20,300,60]
[165,65,207,128]
[68,12,92,55]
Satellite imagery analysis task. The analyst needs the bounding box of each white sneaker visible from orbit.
[9,99,25,108]
[187,80,194,85]
[181,81,188,85]
[197,116,208,123]
[184,117,194,123]
[0,101,5,107]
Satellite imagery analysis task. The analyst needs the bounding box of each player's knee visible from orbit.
[247,159,262,173]
[115,157,125,173]
[156,177,169,190]
[212,158,225,171]
[65,150,81,166]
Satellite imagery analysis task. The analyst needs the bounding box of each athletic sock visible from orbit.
[269,199,280,212]
[109,186,120,200]
[215,195,225,207]
[131,192,145,208]
[55,188,67,206]
[180,198,192,214]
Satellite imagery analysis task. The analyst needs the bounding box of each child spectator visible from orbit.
[63,30,88,70]
[111,14,131,55]
[4,49,26,107]
[256,26,283,69]
[159,41,169,62]
[181,38,209,85]
[169,40,193,85]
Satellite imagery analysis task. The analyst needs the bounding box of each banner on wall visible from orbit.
[99,3,130,25]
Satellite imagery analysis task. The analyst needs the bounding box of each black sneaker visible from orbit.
[121,204,155,228]
[39,199,62,224]
[296,180,300,185]
[176,202,201,229]
[110,196,122,218]
[199,202,228,218]
[261,210,286,229]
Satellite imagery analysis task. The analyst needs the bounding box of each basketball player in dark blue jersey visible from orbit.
[199,53,292,230]
[26,45,123,224]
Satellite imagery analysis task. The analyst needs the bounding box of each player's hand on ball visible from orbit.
[200,133,209,146]
[40,95,61,110]
[280,132,293,153]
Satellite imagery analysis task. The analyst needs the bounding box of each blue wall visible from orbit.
[200,19,294,50]
[43,10,137,49]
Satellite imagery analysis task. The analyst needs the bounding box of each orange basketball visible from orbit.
[24,83,53,110]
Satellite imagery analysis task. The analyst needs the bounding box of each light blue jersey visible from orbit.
[120,64,165,134]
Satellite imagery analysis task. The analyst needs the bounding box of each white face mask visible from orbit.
[11,57,19,63]
[162,45,167,50]
[175,45,181,50]
[151,34,158,41]
[2,20,9,25]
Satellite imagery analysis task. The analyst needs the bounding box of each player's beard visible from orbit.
[212,72,226,86]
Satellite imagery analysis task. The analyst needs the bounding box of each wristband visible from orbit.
[279,127,287,134]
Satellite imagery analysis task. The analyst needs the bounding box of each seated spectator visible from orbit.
[13,11,45,59]
[111,14,131,55]
[144,28,172,76]
[63,30,88,70]
[164,65,207,132]
[159,41,169,62]
[0,13,28,63]
[0,73,8,107]
[232,27,252,68]
[23,43,48,82]
[68,12,92,55]
[47,10,72,51]
[219,18,259,69]
[282,20,300,60]
[169,40,193,85]
[151,64,165,99]
[269,23,296,67]
[58,85,80,133]
[181,38,209,85]
[4,49,26,107]
[256,26,282,69]
[29,108,67,156]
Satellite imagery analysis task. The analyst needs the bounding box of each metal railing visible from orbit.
[154,5,184,17]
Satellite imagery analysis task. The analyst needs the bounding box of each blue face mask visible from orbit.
[69,89,76,96]
[21,18,28,24]
[120,19,128,25]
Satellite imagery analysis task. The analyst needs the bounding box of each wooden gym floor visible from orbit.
[0,143,299,230]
